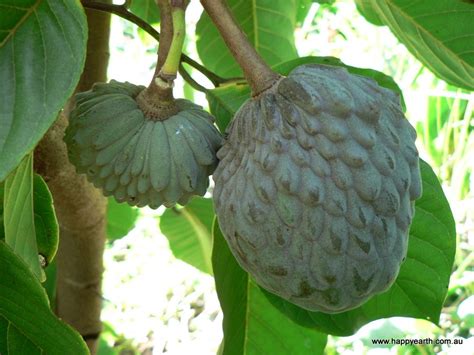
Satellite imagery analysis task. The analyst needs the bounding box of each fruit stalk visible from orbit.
[155,0,173,73]
[138,0,181,116]
[200,0,280,95]
[159,0,187,81]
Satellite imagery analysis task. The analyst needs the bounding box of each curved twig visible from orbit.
[179,63,207,92]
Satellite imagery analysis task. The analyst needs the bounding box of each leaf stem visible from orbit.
[200,0,280,95]
[179,63,207,92]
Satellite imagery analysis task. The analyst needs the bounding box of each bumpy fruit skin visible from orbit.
[65,80,222,208]
[213,64,422,313]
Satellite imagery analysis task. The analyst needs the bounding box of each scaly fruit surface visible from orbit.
[65,80,222,208]
[213,64,422,313]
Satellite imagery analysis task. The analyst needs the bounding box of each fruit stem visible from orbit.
[143,0,174,105]
[155,0,173,73]
[159,0,187,81]
[200,0,280,96]
[138,0,179,120]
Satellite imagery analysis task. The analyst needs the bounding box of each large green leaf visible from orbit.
[0,0,87,181]
[3,154,43,280]
[363,0,474,90]
[207,56,406,132]
[7,324,41,355]
[160,197,214,274]
[0,241,89,354]
[196,0,299,78]
[0,316,7,355]
[107,198,139,242]
[213,221,328,354]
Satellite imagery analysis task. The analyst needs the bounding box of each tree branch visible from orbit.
[200,0,280,95]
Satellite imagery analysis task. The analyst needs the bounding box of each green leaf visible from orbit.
[263,160,456,335]
[33,174,59,265]
[129,0,160,24]
[196,0,299,78]
[1,173,59,268]
[0,316,7,355]
[207,81,250,132]
[0,183,4,240]
[98,322,125,355]
[160,197,214,274]
[3,154,43,280]
[0,241,89,354]
[296,0,332,25]
[212,221,328,354]
[366,0,474,90]
[7,324,41,355]
[296,0,313,25]
[207,56,406,132]
[354,0,384,26]
[107,198,139,242]
[0,0,87,181]
[98,336,119,355]
[43,260,57,307]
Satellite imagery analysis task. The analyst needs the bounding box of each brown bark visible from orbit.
[34,6,111,355]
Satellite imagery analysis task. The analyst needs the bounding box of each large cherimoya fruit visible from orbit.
[213,64,422,313]
[65,80,222,208]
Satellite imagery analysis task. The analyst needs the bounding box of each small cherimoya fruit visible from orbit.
[65,80,222,208]
[213,64,422,313]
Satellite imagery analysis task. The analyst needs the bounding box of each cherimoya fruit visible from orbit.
[65,80,223,208]
[213,64,422,313]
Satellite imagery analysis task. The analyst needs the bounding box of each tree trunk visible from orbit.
[35,6,111,355]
